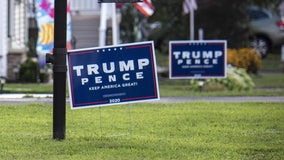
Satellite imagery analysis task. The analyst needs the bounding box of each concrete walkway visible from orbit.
[156,96,284,103]
[0,94,284,104]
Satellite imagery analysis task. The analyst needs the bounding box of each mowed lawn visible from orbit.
[0,102,283,159]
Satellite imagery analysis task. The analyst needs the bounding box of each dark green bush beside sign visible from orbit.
[98,0,142,2]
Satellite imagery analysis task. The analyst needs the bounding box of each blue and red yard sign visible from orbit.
[169,40,227,79]
[67,41,159,109]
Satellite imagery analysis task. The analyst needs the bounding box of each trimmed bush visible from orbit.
[189,66,255,91]
[227,48,261,74]
[207,66,254,91]
[19,58,40,83]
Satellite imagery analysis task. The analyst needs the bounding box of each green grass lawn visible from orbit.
[0,102,283,159]
[252,74,284,88]
[3,77,284,97]
[261,52,283,72]
[158,77,284,97]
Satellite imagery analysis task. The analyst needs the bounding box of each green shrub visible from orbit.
[39,72,49,83]
[189,66,255,91]
[211,66,254,91]
[19,58,40,83]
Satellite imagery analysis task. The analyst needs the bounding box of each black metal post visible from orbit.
[53,0,67,140]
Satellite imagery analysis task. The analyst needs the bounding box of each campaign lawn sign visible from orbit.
[169,40,227,79]
[67,41,159,109]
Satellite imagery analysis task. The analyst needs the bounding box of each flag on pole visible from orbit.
[183,0,197,14]
[134,0,154,17]
[35,0,72,67]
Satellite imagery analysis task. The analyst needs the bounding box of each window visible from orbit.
[248,9,269,20]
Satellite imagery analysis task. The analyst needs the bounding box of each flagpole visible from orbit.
[99,3,108,46]
[190,1,194,40]
[111,3,118,45]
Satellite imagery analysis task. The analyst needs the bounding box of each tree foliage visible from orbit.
[120,0,282,53]
[194,0,282,48]
[195,0,249,48]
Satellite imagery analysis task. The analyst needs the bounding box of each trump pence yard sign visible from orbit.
[169,40,227,79]
[67,41,159,109]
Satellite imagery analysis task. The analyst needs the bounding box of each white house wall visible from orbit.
[0,0,8,78]
[6,0,28,81]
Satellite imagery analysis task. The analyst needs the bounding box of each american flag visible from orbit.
[183,0,197,14]
[134,0,154,17]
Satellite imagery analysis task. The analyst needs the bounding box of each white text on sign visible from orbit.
[72,58,150,85]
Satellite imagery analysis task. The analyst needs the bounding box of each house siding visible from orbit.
[0,0,8,78]
[7,0,28,81]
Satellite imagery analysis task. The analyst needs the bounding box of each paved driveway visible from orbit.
[0,94,284,104]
